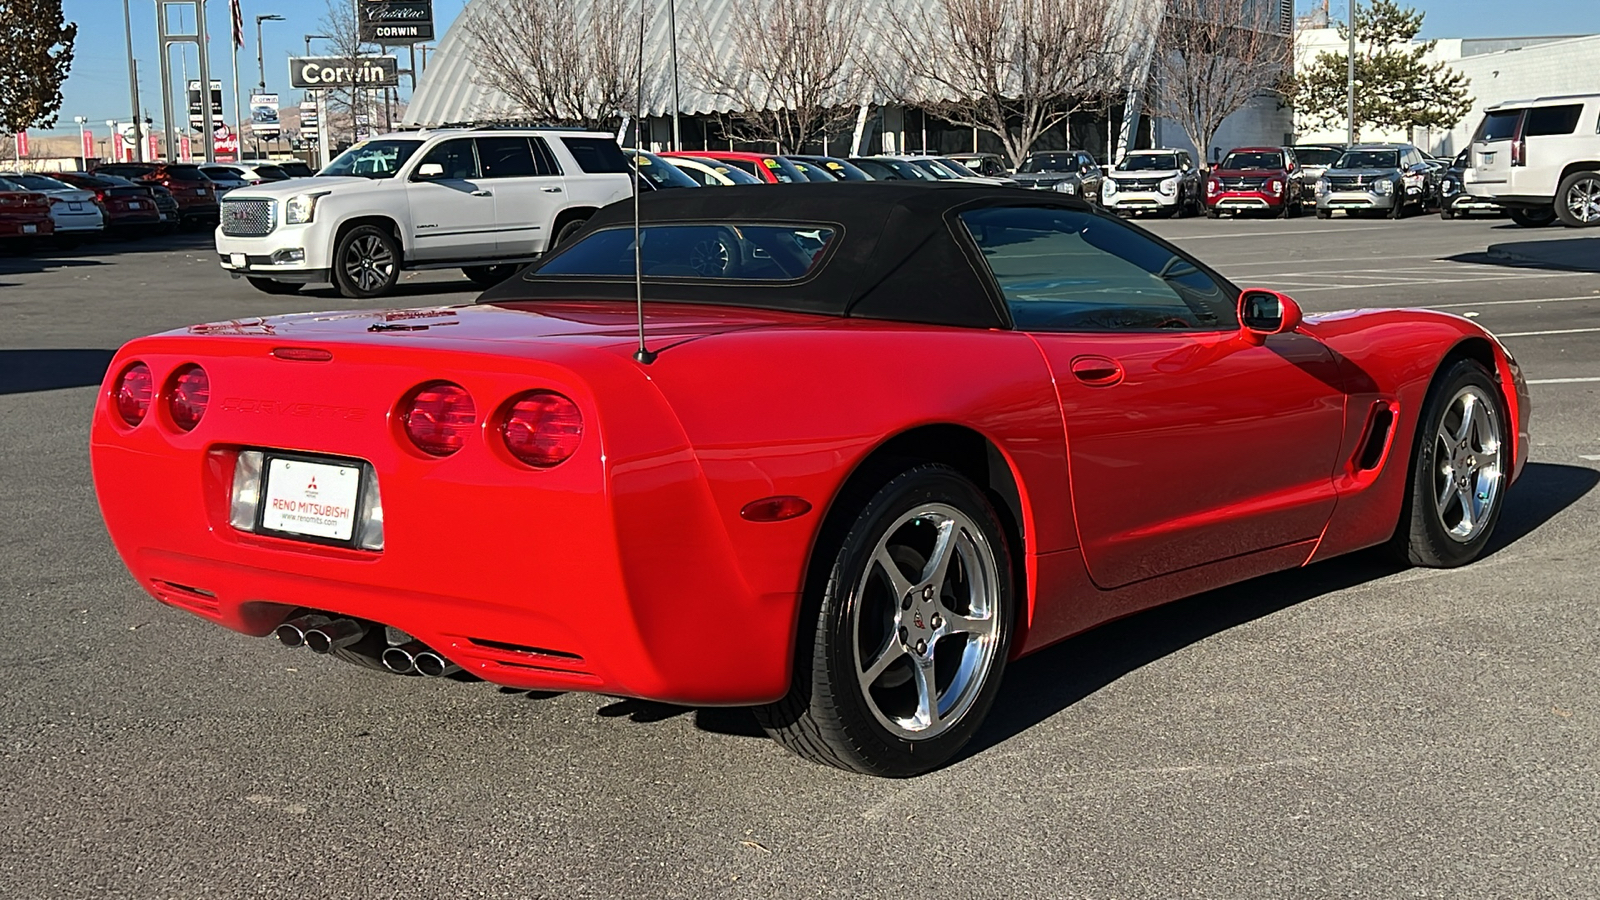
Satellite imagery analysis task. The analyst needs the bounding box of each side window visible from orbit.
[1476,109,1524,142]
[416,139,479,180]
[475,137,539,179]
[717,157,760,176]
[1525,104,1583,137]
[530,138,562,175]
[958,205,1236,332]
[559,137,631,174]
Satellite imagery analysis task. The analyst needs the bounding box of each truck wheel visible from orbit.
[1316,208,1332,220]
[552,217,588,248]
[333,225,400,299]
[1204,208,1219,219]
[1389,198,1405,219]
[1509,207,1557,228]
[1554,170,1600,227]
[756,464,1014,777]
[246,277,303,295]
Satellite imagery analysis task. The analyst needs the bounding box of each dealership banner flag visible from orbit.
[14,130,27,158]
[82,128,95,161]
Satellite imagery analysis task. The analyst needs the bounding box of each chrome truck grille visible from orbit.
[220,198,275,237]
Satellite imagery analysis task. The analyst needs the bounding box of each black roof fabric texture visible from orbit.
[478,182,1094,329]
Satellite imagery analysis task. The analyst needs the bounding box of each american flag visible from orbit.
[230,0,244,48]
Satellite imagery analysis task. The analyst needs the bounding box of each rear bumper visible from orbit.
[89,340,801,706]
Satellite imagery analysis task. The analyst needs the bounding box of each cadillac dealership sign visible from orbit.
[358,0,435,43]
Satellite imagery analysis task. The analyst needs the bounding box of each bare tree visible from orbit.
[467,0,644,129]
[688,0,868,154]
[317,0,376,145]
[1149,0,1294,164]
[886,0,1132,168]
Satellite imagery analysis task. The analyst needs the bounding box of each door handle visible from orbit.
[1069,355,1125,387]
[542,186,563,193]
[471,190,492,197]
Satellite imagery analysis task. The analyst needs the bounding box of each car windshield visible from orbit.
[1336,150,1400,169]
[320,139,423,178]
[1019,153,1077,173]
[804,158,871,181]
[1221,152,1283,170]
[680,158,763,184]
[628,150,701,189]
[935,158,981,177]
[535,224,837,281]
[791,160,838,182]
[1293,148,1343,167]
[1118,154,1179,171]
[908,159,957,179]
[277,162,315,177]
[10,174,74,191]
[255,166,289,180]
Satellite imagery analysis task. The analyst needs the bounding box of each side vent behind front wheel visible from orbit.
[1355,403,1397,472]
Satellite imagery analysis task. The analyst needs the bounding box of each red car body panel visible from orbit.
[0,187,54,237]
[91,277,1528,707]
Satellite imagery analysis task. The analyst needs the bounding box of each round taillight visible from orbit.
[501,391,583,468]
[402,382,476,457]
[114,362,154,426]
[168,364,210,431]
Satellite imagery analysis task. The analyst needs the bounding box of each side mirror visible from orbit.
[413,162,444,180]
[1239,289,1303,345]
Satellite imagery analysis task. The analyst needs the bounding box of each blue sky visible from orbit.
[40,0,1600,136]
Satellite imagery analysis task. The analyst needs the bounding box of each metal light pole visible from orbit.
[668,0,681,151]
[256,15,285,92]
[305,34,333,167]
[122,0,142,161]
[74,116,88,164]
[1347,0,1357,145]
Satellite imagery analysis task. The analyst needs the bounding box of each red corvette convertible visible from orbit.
[92,184,1529,776]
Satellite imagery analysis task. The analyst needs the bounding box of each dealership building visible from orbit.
[405,0,1297,164]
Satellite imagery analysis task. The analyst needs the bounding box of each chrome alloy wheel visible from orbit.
[344,234,395,293]
[851,504,1003,740]
[1564,175,1600,224]
[1433,385,1503,542]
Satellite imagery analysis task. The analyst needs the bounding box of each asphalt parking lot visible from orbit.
[3,213,1598,899]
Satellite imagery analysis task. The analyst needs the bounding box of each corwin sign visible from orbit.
[289,57,401,89]
[358,0,434,44]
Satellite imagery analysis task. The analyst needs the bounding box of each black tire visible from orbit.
[1509,206,1557,228]
[1388,359,1510,568]
[1553,170,1600,227]
[1388,198,1405,219]
[246,277,303,295]
[332,224,401,299]
[1204,208,1220,219]
[1440,207,1456,220]
[756,464,1015,777]
[552,217,588,249]
[1316,208,1332,220]
[462,264,519,288]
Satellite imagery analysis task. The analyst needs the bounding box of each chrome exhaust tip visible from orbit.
[304,618,368,655]
[382,641,425,675]
[413,650,461,678]
[275,614,331,648]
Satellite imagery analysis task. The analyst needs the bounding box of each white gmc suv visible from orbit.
[1464,94,1600,228]
[215,127,634,298]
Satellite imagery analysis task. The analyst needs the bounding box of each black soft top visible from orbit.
[479,182,1096,329]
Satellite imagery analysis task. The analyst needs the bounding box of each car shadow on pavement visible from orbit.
[964,461,1598,763]
[0,348,116,396]
[0,256,103,281]
[1447,236,1600,273]
[303,280,486,301]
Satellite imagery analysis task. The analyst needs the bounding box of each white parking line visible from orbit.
[1529,377,1600,385]
[1423,294,1600,309]
[1180,227,1379,240]
[1224,254,1441,267]
[1499,328,1600,338]
[1286,272,1592,292]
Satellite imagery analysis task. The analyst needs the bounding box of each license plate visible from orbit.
[129,201,142,209]
[69,201,83,211]
[230,253,247,268]
[1482,152,1495,164]
[196,188,208,196]
[261,457,362,541]
[22,224,36,234]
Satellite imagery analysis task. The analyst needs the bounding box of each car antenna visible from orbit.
[631,0,656,365]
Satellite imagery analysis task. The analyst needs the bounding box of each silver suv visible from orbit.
[1464,94,1600,227]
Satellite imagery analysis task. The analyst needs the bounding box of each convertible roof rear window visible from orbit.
[533,224,837,281]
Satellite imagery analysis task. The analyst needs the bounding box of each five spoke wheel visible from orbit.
[853,504,1001,740]
[1432,387,1503,542]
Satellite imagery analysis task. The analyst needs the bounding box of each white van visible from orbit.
[1463,94,1600,227]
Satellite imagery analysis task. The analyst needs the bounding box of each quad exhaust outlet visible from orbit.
[278,614,459,677]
